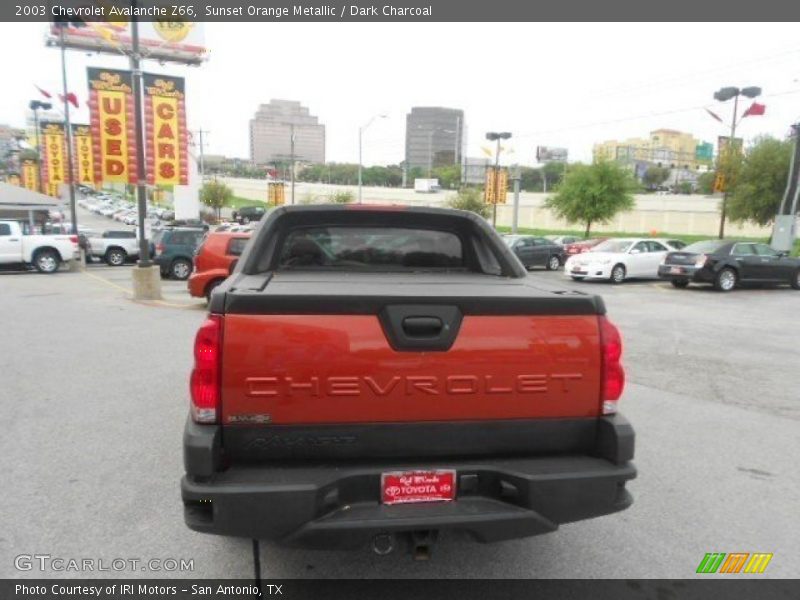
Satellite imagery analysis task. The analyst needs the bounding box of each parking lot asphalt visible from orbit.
[1,263,798,579]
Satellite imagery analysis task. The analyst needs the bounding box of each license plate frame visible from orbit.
[381,469,456,505]
[669,266,684,274]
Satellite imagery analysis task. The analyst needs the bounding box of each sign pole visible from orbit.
[59,25,78,237]
[130,7,152,268]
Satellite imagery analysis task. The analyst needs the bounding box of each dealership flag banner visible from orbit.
[40,121,68,197]
[21,159,38,192]
[87,67,138,184]
[143,73,188,185]
[72,124,96,187]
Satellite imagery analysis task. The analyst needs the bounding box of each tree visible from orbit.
[727,136,793,227]
[642,166,671,190]
[446,187,490,219]
[696,171,716,195]
[544,161,636,237]
[431,165,461,189]
[200,180,233,219]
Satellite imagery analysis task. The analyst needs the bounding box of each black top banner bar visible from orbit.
[5,0,800,22]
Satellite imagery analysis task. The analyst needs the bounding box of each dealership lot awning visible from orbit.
[0,182,62,212]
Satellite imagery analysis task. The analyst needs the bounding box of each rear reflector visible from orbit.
[190,315,223,424]
[599,316,625,414]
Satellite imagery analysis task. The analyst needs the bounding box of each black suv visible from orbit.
[152,228,207,280]
[232,205,266,224]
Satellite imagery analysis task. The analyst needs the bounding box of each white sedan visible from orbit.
[564,238,686,283]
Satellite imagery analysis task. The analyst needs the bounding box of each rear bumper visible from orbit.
[181,415,636,548]
[658,264,714,283]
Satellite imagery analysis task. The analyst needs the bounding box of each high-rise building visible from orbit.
[249,100,325,166]
[404,107,464,173]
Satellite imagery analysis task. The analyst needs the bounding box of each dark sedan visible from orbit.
[504,235,565,270]
[658,240,800,291]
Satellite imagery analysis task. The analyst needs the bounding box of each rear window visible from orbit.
[278,227,464,270]
[683,240,728,254]
[227,237,249,256]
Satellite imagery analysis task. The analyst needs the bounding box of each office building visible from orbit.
[249,100,325,165]
[405,107,465,173]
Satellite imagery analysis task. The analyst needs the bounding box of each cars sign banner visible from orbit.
[40,122,68,197]
[72,124,96,187]
[143,74,188,185]
[87,67,138,184]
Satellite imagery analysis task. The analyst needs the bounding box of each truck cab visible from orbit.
[0,220,79,273]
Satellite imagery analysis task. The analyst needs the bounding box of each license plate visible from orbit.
[381,469,456,505]
[670,266,684,274]
[571,266,584,272]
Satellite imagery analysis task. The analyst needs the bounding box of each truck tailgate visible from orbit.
[220,274,603,426]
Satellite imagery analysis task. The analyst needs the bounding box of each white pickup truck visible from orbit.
[0,220,80,273]
[87,230,140,266]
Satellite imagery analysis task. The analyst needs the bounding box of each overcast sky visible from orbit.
[2,22,800,166]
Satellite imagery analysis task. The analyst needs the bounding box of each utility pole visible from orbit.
[196,129,208,181]
[129,6,151,269]
[59,25,78,236]
[290,123,295,205]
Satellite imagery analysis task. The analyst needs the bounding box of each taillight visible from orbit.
[69,235,78,244]
[190,315,223,424]
[694,254,708,268]
[155,243,164,255]
[599,316,624,415]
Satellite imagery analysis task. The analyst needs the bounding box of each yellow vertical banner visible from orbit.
[72,125,96,186]
[21,160,38,192]
[143,73,187,185]
[88,68,136,184]
[41,122,67,197]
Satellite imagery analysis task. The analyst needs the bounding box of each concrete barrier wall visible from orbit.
[220,177,773,238]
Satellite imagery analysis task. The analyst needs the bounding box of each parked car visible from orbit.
[231,205,266,224]
[564,238,606,256]
[565,238,685,283]
[0,220,80,273]
[181,205,635,554]
[658,240,800,291]
[88,230,140,266]
[152,227,206,280]
[188,231,252,300]
[503,235,564,270]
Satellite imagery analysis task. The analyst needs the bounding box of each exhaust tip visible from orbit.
[371,533,396,556]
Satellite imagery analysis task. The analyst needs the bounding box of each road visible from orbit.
[1,265,798,579]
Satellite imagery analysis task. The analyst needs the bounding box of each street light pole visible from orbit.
[129,8,152,268]
[713,85,761,239]
[28,101,50,194]
[485,131,512,229]
[357,113,386,204]
[58,25,78,236]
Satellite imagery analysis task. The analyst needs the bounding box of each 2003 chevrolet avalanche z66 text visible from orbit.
[181,205,635,555]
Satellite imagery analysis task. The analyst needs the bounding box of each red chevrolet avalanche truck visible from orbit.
[181,205,635,555]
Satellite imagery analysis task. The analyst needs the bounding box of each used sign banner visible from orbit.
[87,67,138,184]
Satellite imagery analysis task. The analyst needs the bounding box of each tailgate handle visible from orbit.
[402,316,443,338]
